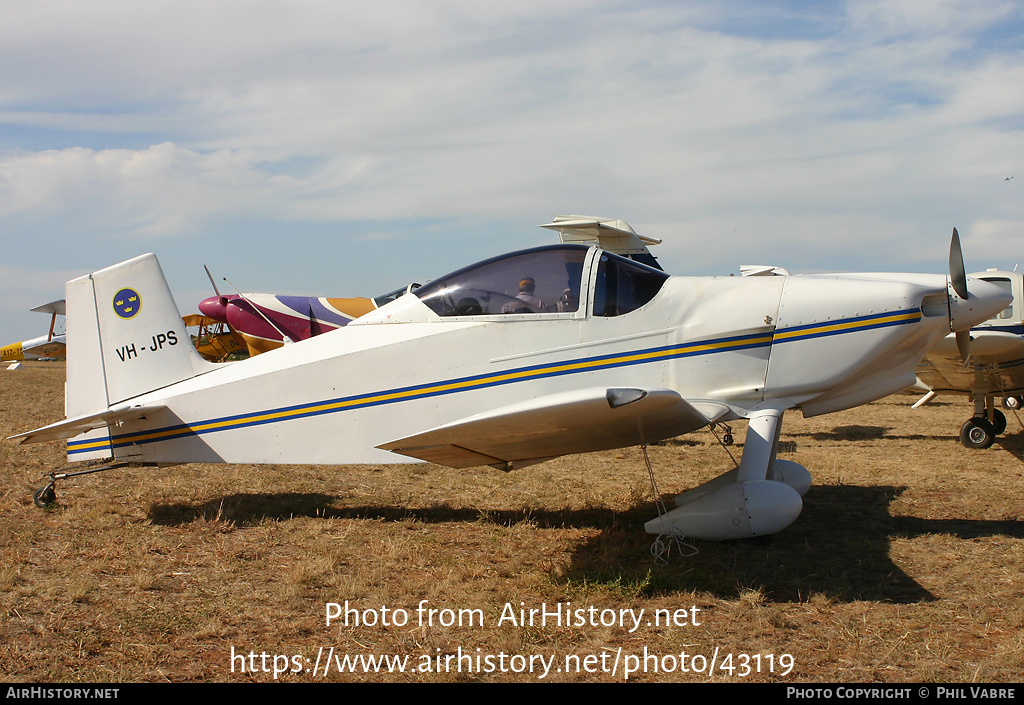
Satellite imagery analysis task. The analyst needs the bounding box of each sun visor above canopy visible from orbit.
[540,215,662,270]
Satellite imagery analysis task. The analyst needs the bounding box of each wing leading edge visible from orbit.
[376,387,712,469]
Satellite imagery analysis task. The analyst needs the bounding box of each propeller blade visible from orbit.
[956,329,972,365]
[949,228,968,300]
[204,265,229,306]
[949,228,974,364]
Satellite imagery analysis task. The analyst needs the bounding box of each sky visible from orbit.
[1,0,1022,341]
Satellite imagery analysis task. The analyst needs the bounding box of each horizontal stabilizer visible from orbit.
[377,386,708,468]
[9,405,165,445]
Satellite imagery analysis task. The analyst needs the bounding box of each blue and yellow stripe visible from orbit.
[772,308,922,344]
[67,307,921,455]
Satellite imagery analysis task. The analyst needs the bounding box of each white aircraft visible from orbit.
[912,268,1024,448]
[1,300,66,363]
[11,224,1010,542]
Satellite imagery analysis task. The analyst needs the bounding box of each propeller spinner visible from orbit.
[946,227,1012,364]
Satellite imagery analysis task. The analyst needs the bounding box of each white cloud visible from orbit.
[845,0,1019,39]
[0,142,294,235]
[0,0,1022,340]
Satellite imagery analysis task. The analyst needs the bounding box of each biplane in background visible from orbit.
[912,268,1024,448]
[4,302,243,365]
[182,314,247,363]
[11,221,1010,542]
[197,289,383,357]
[1,301,67,363]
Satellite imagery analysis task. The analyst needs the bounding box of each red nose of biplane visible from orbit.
[198,295,233,323]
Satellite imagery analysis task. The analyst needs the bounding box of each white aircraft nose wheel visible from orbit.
[960,417,996,449]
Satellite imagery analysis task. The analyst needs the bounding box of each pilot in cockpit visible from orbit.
[502,277,547,313]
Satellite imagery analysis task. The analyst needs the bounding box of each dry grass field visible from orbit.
[1,361,1022,683]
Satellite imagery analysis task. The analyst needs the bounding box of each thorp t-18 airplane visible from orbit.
[11,223,1010,541]
[912,268,1024,448]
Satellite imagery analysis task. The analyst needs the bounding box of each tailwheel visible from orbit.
[960,417,996,449]
[1005,396,1022,410]
[29,462,138,509]
[33,483,56,508]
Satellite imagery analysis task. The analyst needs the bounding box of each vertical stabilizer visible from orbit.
[66,254,216,418]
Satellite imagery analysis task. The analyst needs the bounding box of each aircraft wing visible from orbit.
[182,314,221,327]
[9,405,166,445]
[377,387,714,469]
[29,300,67,316]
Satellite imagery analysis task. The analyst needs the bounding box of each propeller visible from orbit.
[949,228,968,299]
[948,228,972,364]
[204,265,229,307]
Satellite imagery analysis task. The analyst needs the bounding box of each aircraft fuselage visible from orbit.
[69,253,983,467]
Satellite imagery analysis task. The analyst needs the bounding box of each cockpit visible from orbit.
[413,244,668,318]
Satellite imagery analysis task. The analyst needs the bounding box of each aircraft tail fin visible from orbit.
[66,254,216,420]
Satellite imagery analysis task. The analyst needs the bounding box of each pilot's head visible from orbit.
[519,278,536,293]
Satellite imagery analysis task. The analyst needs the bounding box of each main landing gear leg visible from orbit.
[644,408,811,541]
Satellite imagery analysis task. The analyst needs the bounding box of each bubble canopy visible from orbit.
[414,244,668,318]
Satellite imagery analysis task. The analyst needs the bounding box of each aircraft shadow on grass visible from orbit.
[787,423,1024,448]
[808,425,889,442]
[147,483,1023,605]
[995,433,1024,461]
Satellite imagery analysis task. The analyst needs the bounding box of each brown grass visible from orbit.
[1,361,1022,682]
